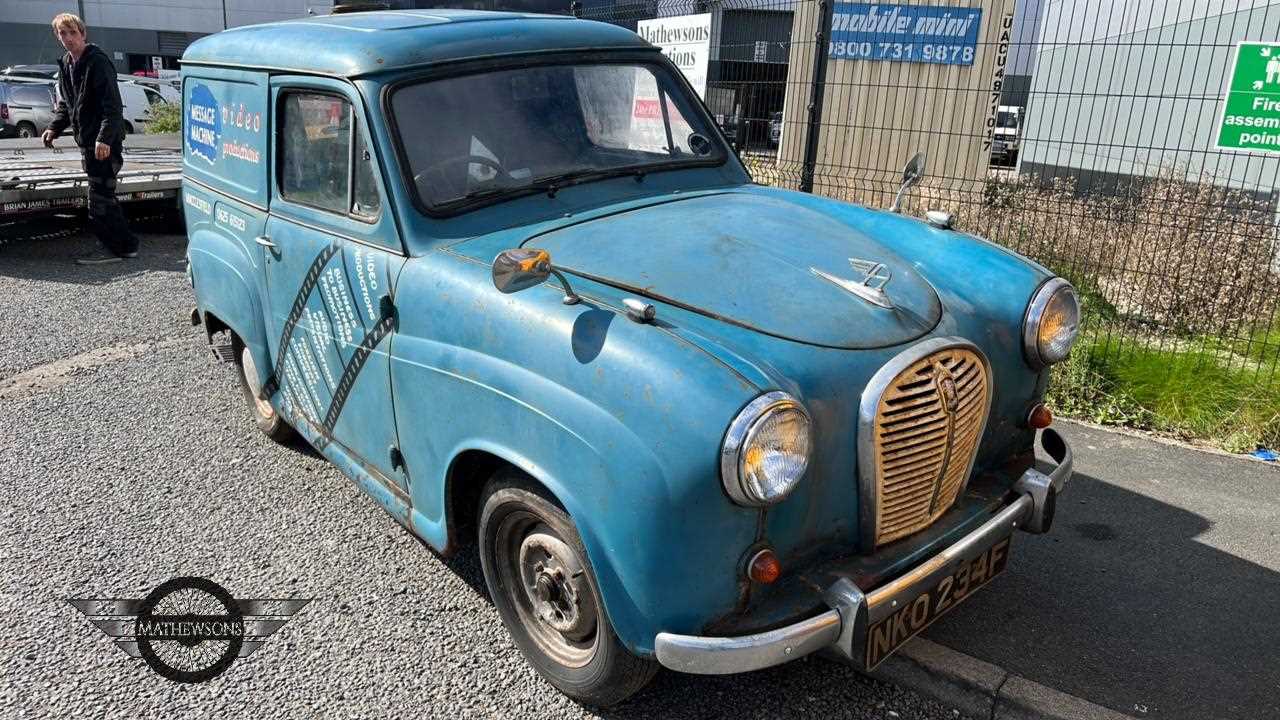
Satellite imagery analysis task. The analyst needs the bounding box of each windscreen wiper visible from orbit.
[524,167,649,198]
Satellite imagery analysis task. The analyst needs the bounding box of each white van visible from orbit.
[117,80,169,134]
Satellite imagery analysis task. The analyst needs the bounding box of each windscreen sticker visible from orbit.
[187,84,221,165]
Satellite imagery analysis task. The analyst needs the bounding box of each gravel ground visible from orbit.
[0,223,968,720]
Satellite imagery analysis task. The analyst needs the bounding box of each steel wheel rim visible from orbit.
[495,511,599,668]
[240,347,275,419]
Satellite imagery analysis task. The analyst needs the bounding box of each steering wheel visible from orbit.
[413,154,511,201]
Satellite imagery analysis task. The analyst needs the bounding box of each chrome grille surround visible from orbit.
[857,337,993,549]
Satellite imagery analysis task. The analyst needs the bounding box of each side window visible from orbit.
[352,129,381,218]
[144,88,163,107]
[279,92,351,214]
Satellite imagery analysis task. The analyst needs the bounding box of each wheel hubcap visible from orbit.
[240,348,275,419]
[495,515,599,668]
[519,531,596,641]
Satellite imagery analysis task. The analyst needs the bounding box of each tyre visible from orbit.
[232,336,295,443]
[16,122,37,138]
[124,121,135,135]
[478,472,657,706]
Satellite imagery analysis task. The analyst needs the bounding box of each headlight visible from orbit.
[1023,278,1080,368]
[720,391,812,506]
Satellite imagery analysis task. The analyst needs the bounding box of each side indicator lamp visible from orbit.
[1028,403,1053,429]
[747,548,781,584]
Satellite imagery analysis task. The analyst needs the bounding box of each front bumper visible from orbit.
[654,427,1072,675]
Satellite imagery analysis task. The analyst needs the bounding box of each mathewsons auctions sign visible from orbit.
[637,13,711,99]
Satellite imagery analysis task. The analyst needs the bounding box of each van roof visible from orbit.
[181,10,653,78]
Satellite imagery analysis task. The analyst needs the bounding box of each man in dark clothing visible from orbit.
[42,13,139,265]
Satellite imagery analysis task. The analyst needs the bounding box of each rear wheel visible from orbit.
[478,472,657,706]
[16,122,36,138]
[233,337,294,443]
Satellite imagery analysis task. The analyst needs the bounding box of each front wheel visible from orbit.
[478,472,657,706]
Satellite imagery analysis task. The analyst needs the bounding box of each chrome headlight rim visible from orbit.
[720,391,812,507]
[1022,277,1080,369]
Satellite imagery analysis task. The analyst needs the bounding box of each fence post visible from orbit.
[800,0,835,193]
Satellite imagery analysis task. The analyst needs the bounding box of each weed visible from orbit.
[145,101,181,134]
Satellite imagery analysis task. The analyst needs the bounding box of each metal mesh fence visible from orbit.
[573,0,1280,400]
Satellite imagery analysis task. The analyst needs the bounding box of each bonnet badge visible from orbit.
[936,366,959,413]
[810,258,894,309]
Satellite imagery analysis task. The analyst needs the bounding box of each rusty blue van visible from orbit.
[181,10,1076,705]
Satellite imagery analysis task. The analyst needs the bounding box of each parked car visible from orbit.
[128,76,181,104]
[182,10,1077,707]
[991,104,1022,165]
[118,80,169,133]
[0,80,56,138]
[1,64,59,80]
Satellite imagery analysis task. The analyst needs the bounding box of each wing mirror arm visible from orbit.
[546,267,581,305]
[492,248,581,305]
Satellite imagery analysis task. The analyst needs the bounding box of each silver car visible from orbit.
[1,81,57,139]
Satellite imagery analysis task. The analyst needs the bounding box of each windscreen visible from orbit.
[391,61,724,212]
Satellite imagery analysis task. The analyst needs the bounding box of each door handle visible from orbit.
[254,236,277,249]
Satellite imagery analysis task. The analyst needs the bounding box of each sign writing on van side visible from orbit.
[187,83,222,164]
[1216,42,1280,153]
[828,3,983,66]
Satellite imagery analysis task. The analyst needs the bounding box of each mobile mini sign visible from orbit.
[828,3,983,66]
[1216,42,1280,153]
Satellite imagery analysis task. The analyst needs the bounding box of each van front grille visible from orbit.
[866,345,990,547]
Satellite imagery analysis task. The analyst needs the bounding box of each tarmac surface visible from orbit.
[926,425,1280,720]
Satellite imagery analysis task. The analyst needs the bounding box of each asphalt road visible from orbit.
[926,425,1280,720]
[1,225,968,718]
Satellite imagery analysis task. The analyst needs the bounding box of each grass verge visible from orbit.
[1049,334,1280,454]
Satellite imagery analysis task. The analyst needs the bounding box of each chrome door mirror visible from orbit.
[890,151,927,213]
[492,248,580,304]
[493,248,551,293]
[901,151,926,187]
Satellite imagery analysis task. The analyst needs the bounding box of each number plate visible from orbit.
[864,535,1012,669]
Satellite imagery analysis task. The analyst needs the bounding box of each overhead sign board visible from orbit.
[1216,42,1280,153]
[638,13,711,98]
[828,3,983,66]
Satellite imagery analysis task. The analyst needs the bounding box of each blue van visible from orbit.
[182,10,1076,705]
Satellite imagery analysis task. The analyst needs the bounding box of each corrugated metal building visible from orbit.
[1020,0,1280,196]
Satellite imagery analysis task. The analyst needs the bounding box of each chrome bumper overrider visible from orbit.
[654,428,1073,675]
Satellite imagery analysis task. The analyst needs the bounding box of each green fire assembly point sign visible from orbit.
[1217,42,1280,152]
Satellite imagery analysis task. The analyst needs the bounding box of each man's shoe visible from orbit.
[74,248,124,265]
